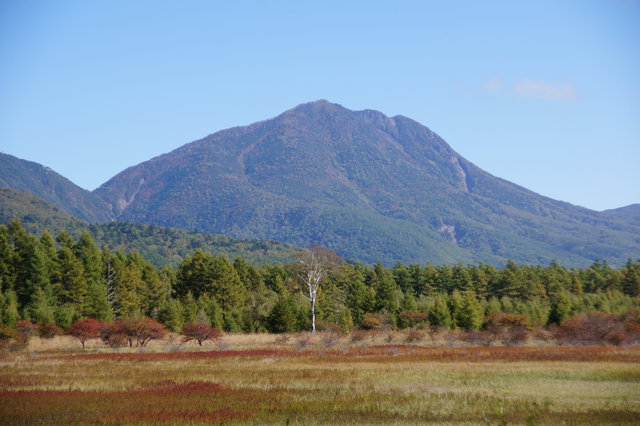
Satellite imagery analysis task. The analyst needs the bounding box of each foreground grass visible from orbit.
[1,336,639,424]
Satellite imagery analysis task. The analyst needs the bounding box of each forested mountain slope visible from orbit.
[0,153,114,223]
[0,188,297,266]
[94,101,640,266]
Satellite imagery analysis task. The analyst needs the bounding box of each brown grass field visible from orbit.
[1,333,639,424]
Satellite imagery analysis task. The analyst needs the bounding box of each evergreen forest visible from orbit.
[1,219,639,336]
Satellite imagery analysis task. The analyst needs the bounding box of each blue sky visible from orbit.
[1,0,638,211]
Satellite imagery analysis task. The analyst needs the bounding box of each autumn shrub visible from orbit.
[404,328,426,343]
[398,311,429,329]
[180,323,221,346]
[551,311,639,345]
[100,318,168,348]
[68,318,102,349]
[316,321,345,335]
[0,325,16,350]
[38,322,63,339]
[100,321,128,348]
[483,313,533,345]
[15,320,39,349]
[349,328,369,343]
[361,313,383,330]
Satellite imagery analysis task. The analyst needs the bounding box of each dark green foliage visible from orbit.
[429,295,452,328]
[456,292,483,331]
[548,292,573,325]
[0,220,639,335]
[266,294,297,333]
[1,188,299,268]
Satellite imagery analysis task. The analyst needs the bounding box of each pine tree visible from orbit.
[266,294,297,333]
[158,299,184,332]
[429,294,452,328]
[75,231,103,286]
[548,291,573,324]
[85,281,113,321]
[55,246,88,309]
[12,222,50,309]
[622,259,640,297]
[1,289,19,326]
[447,290,464,328]
[27,287,55,325]
[0,225,15,293]
[372,262,399,313]
[210,256,247,315]
[456,292,483,330]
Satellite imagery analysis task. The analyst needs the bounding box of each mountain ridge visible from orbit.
[91,100,639,266]
[2,101,638,266]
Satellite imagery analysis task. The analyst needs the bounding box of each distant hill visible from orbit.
[92,100,639,267]
[0,188,297,266]
[602,204,640,227]
[0,153,114,223]
[0,187,87,235]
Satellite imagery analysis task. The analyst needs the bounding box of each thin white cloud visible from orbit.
[482,76,504,94]
[479,76,578,102]
[512,78,577,101]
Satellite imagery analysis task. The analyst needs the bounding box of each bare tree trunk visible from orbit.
[311,298,316,334]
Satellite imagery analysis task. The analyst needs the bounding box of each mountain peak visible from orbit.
[89,101,640,267]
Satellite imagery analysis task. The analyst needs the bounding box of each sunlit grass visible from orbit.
[1,336,639,424]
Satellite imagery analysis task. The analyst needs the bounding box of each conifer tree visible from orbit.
[1,289,19,326]
[75,231,102,286]
[429,294,452,328]
[55,246,88,309]
[210,256,246,315]
[266,294,297,333]
[27,287,55,325]
[548,291,573,324]
[0,225,15,293]
[447,290,464,328]
[158,298,184,332]
[456,291,483,330]
[372,262,399,313]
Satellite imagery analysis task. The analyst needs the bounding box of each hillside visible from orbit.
[93,100,640,267]
[0,153,114,223]
[0,188,297,266]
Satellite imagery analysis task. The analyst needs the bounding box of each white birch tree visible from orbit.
[297,244,339,334]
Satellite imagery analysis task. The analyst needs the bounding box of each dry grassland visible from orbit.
[1,332,639,424]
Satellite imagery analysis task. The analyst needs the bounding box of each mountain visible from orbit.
[93,100,640,266]
[0,187,87,235]
[0,153,114,223]
[0,187,298,266]
[601,204,640,227]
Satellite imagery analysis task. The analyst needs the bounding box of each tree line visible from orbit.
[1,219,639,335]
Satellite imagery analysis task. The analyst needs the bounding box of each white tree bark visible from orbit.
[300,249,323,334]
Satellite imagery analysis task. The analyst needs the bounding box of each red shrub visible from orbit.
[552,311,640,345]
[100,321,128,348]
[68,318,102,349]
[180,323,221,346]
[398,311,429,329]
[482,313,533,345]
[103,317,167,347]
[38,322,63,339]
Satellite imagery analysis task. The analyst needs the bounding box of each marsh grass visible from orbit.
[1,335,639,424]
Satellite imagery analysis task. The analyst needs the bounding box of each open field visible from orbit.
[1,334,640,424]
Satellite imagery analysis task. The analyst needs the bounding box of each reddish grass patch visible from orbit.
[0,381,282,424]
[46,348,299,362]
[346,345,640,362]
